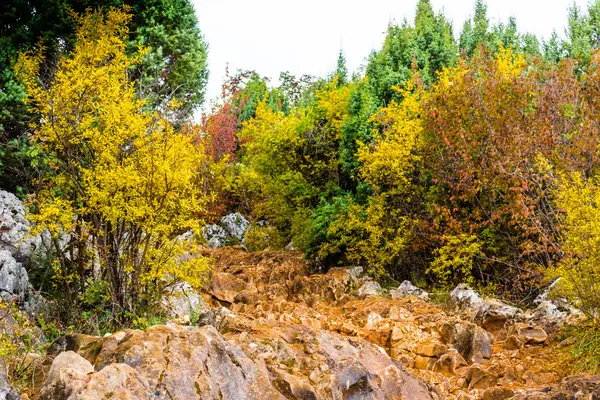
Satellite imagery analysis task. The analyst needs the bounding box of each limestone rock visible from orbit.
[0,191,30,258]
[0,250,28,301]
[209,272,248,303]
[0,361,20,400]
[390,280,429,300]
[75,364,152,399]
[39,351,95,400]
[476,299,521,331]
[451,284,485,311]
[439,321,492,364]
[202,224,228,249]
[516,325,548,345]
[220,213,249,241]
[161,281,206,323]
[357,280,381,297]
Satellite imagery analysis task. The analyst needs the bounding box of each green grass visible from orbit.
[562,324,600,374]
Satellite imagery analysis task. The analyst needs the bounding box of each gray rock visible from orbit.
[533,278,561,304]
[391,280,429,300]
[475,298,521,331]
[202,224,228,249]
[161,282,206,324]
[0,361,20,400]
[357,281,381,297]
[347,266,364,280]
[450,283,484,311]
[0,250,28,301]
[0,191,29,258]
[220,212,249,241]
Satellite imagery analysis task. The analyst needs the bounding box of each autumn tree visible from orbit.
[0,0,208,191]
[421,48,600,295]
[16,9,211,324]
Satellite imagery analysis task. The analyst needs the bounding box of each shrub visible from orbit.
[16,9,212,325]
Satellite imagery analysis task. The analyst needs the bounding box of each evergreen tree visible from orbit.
[336,49,348,85]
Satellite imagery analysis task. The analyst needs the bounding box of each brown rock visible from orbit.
[482,387,515,400]
[209,272,248,303]
[439,321,492,364]
[76,364,152,399]
[39,351,94,400]
[415,355,437,370]
[433,349,468,376]
[517,327,548,345]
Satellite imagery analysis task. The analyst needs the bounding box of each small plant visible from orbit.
[561,324,600,374]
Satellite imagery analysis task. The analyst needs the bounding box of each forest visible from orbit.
[3,0,600,398]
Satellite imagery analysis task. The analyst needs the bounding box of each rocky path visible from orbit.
[36,248,599,399]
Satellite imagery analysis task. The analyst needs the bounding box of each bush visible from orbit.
[16,9,213,326]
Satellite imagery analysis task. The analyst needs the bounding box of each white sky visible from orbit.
[193,0,587,107]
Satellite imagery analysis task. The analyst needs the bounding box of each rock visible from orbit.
[415,355,437,370]
[476,299,521,331]
[75,364,152,399]
[433,349,468,375]
[202,224,228,249]
[533,278,561,305]
[357,281,381,297]
[439,321,492,364]
[450,284,521,331]
[209,272,248,303]
[516,326,548,345]
[347,266,364,282]
[508,374,600,399]
[47,325,284,400]
[161,281,206,323]
[390,280,429,300]
[482,387,515,400]
[0,191,30,258]
[0,362,20,400]
[39,351,95,400]
[220,213,249,241]
[451,284,484,311]
[0,250,28,301]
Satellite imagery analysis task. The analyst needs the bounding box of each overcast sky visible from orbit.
[193,0,587,108]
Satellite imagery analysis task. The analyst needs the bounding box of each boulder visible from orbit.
[475,299,521,331]
[439,320,492,364]
[0,362,20,400]
[510,324,548,345]
[161,281,206,323]
[357,281,381,297]
[451,284,485,311]
[209,272,249,304]
[0,250,28,301]
[0,191,30,258]
[39,351,95,400]
[202,224,228,249]
[220,213,249,241]
[75,364,152,399]
[53,325,284,400]
[391,280,429,300]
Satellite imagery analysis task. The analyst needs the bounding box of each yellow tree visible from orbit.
[16,8,211,321]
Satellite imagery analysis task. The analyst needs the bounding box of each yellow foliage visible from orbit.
[359,83,423,192]
[550,172,600,320]
[428,234,482,286]
[16,9,212,312]
[321,194,408,279]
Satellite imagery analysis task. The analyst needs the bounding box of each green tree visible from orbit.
[0,0,208,191]
[335,49,348,85]
[366,0,456,106]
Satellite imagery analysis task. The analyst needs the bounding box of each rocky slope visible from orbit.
[30,248,600,399]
